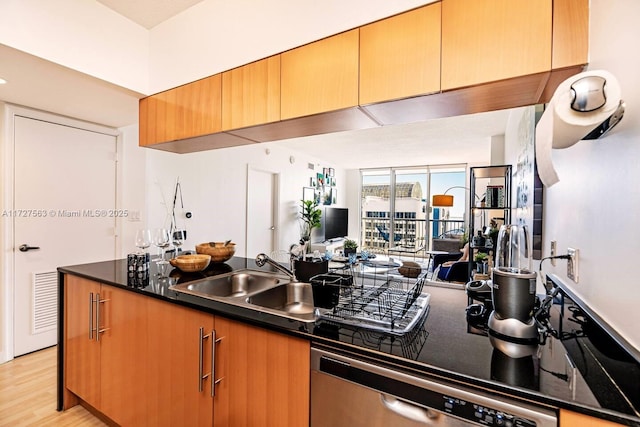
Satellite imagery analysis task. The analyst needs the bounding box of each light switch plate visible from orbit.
[567,248,579,282]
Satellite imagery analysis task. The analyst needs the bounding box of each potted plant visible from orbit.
[294,200,327,281]
[343,239,358,256]
[474,252,489,274]
[300,199,322,254]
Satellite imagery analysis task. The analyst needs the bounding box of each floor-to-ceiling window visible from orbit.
[429,167,467,247]
[360,166,466,255]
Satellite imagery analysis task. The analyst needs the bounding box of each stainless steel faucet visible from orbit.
[255,253,297,281]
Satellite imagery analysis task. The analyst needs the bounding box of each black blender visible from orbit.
[488,224,539,352]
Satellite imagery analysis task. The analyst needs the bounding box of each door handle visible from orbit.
[19,244,40,252]
[270,226,275,230]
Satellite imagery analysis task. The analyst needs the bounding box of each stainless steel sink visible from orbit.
[169,269,317,322]
[246,282,315,315]
[175,270,283,298]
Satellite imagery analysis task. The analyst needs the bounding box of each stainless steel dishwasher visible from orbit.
[311,348,557,427]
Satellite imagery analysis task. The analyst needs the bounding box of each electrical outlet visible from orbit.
[550,241,557,266]
[567,248,579,283]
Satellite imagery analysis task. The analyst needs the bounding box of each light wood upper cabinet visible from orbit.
[552,0,589,68]
[222,55,281,130]
[441,0,553,90]
[139,74,222,146]
[281,29,360,120]
[359,3,441,105]
[213,316,310,427]
[139,0,588,152]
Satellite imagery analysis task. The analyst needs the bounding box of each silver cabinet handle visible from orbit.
[89,292,94,340]
[95,293,110,341]
[211,329,216,397]
[199,327,222,397]
[95,293,101,342]
[380,394,440,424]
[199,327,211,393]
[211,331,223,397]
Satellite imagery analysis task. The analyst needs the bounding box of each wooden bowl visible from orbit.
[169,254,211,272]
[195,242,236,263]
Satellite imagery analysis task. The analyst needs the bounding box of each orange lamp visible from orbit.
[432,194,454,207]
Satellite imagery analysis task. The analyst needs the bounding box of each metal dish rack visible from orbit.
[315,261,431,336]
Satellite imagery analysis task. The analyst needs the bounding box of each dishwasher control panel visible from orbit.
[441,395,536,427]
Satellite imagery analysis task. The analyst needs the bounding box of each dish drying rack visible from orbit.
[314,263,431,336]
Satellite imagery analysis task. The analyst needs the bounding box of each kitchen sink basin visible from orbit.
[176,270,284,298]
[246,282,315,315]
[170,269,317,322]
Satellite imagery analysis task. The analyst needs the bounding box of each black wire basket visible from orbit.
[309,273,353,309]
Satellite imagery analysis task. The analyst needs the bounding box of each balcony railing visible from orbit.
[360,217,465,256]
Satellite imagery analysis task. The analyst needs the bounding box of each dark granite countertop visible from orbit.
[57,257,640,426]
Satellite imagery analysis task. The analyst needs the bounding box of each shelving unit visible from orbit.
[468,165,512,281]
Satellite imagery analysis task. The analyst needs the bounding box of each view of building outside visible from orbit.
[360,168,466,254]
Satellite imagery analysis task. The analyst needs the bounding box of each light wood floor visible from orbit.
[0,346,105,426]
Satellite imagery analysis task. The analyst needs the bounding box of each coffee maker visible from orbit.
[488,224,539,345]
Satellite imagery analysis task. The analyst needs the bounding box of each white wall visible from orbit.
[142,141,343,258]
[538,0,640,351]
[117,124,147,256]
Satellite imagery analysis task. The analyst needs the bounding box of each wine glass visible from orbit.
[172,228,187,253]
[153,228,171,277]
[134,229,151,254]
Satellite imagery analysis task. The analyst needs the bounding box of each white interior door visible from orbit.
[13,116,117,356]
[246,168,277,258]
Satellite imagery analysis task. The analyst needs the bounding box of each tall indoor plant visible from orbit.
[300,199,322,256]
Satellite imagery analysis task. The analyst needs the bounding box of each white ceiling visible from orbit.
[96,0,205,29]
[0,44,142,128]
[275,109,513,168]
[0,1,515,168]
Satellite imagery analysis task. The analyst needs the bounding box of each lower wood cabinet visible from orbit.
[64,276,102,409]
[64,276,149,426]
[63,274,310,426]
[213,316,310,426]
[560,410,626,427]
[145,298,215,426]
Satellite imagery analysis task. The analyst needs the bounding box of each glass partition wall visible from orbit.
[360,166,466,258]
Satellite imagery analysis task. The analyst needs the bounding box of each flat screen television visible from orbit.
[323,207,348,242]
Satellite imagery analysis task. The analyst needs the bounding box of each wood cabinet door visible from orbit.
[552,0,589,68]
[99,285,149,426]
[174,74,222,140]
[359,3,441,105]
[281,29,359,120]
[213,316,310,427]
[441,0,552,90]
[64,275,101,409]
[139,74,222,146]
[146,299,215,427]
[560,409,624,427]
[222,55,281,130]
